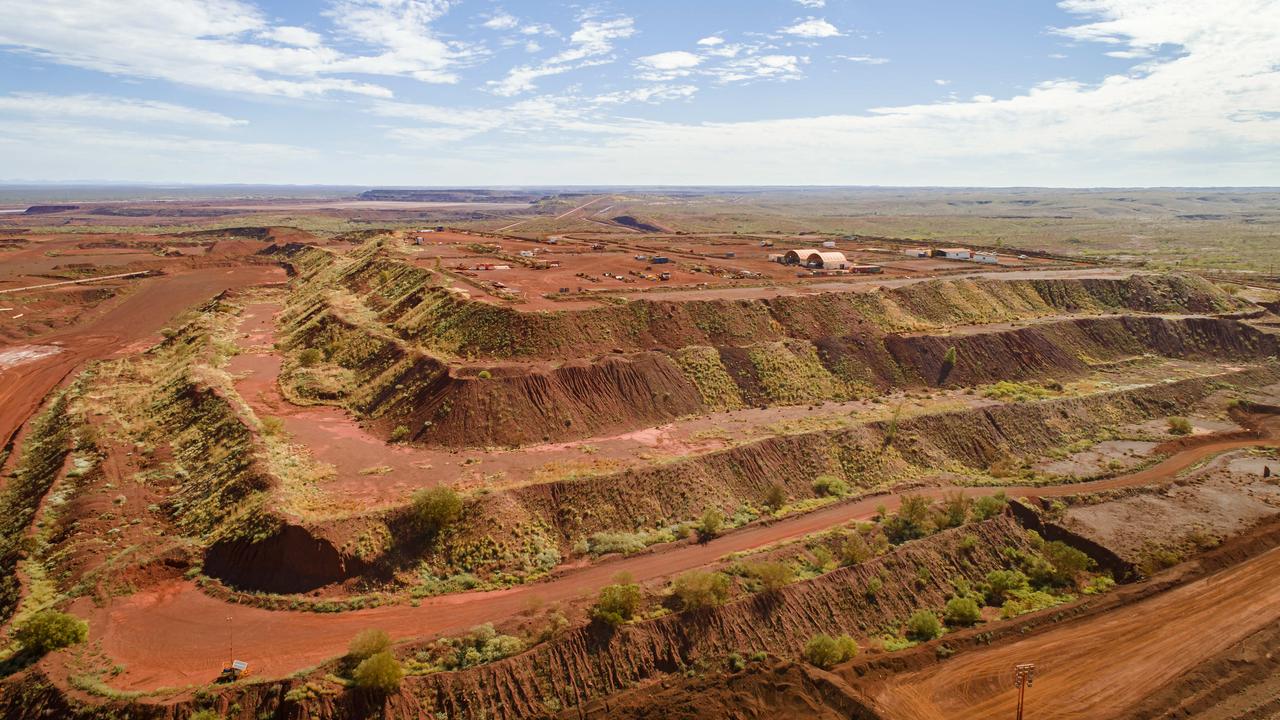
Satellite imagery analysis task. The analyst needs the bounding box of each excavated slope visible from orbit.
[271,243,1267,447]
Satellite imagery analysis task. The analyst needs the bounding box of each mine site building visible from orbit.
[902,247,930,258]
[781,249,850,269]
[936,247,973,260]
[972,252,1000,264]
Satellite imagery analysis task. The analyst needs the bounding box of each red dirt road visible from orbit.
[86,429,1278,692]
[0,266,285,464]
[869,544,1280,719]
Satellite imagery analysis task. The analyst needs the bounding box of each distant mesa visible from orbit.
[23,204,79,214]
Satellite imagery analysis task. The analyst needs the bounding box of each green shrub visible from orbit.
[934,492,971,529]
[390,425,410,442]
[812,475,849,498]
[411,487,463,538]
[1082,575,1116,595]
[763,483,787,512]
[14,610,87,655]
[189,711,222,720]
[593,582,642,625]
[671,570,731,610]
[747,561,795,592]
[803,633,859,669]
[477,370,492,380]
[999,589,1060,619]
[1036,541,1094,588]
[944,597,982,627]
[883,495,935,543]
[1167,416,1192,435]
[904,610,943,642]
[983,569,1029,605]
[839,533,872,566]
[297,348,323,367]
[971,492,1008,521]
[347,629,391,663]
[433,624,525,670]
[697,507,724,541]
[942,346,958,367]
[352,651,403,693]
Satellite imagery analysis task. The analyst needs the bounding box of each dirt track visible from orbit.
[83,427,1278,692]
[869,544,1280,719]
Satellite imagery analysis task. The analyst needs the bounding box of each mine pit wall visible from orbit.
[1,517,1035,720]
[285,287,1276,448]
[427,366,1279,575]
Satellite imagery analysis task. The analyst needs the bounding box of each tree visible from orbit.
[934,492,971,530]
[803,633,858,669]
[971,492,1008,521]
[671,570,731,610]
[352,650,403,693]
[1038,541,1094,588]
[944,596,982,627]
[593,581,643,626]
[904,610,943,642]
[412,487,463,538]
[14,610,87,655]
[697,507,724,541]
[763,483,787,513]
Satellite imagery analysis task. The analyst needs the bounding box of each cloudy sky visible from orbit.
[0,0,1277,186]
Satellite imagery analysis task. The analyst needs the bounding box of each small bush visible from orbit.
[763,483,787,512]
[697,507,724,541]
[747,561,795,592]
[352,651,403,693]
[593,582,642,626]
[260,416,286,436]
[671,570,731,610]
[390,425,410,442]
[944,597,982,627]
[999,589,1060,619]
[347,629,391,663]
[297,348,323,367]
[411,487,463,538]
[1037,541,1094,588]
[942,346,957,367]
[1167,416,1192,435]
[803,633,859,669]
[812,475,849,498]
[1082,575,1115,595]
[477,370,492,380]
[883,494,935,543]
[971,492,1008,521]
[983,569,1029,605]
[904,610,943,642]
[14,611,87,655]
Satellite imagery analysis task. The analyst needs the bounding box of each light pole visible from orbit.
[226,616,234,667]
[1014,663,1036,720]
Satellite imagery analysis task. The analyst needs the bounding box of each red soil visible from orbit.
[868,544,1280,719]
[80,426,1278,692]
[0,266,285,467]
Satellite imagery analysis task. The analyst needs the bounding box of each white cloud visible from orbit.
[594,84,698,104]
[934,79,951,85]
[794,0,826,6]
[0,0,471,98]
[262,25,323,48]
[781,17,843,38]
[840,55,890,65]
[697,36,725,46]
[482,11,519,30]
[710,54,806,84]
[635,50,703,80]
[488,16,635,96]
[0,92,247,127]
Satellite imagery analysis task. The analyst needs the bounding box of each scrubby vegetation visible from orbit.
[671,570,732,610]
[411,487,463,539]
[14,610,88,655]
[593,576,643,626]
[803,633,858,669]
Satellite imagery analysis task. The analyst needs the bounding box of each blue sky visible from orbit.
[0,0,1276,186]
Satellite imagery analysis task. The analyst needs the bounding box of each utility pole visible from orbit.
[1014,663,1036,720]
[226,616,234,666]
